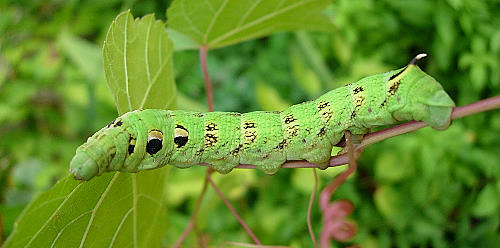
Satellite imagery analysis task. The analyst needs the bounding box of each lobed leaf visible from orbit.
[167,0,334,49]
[103,10,176,115]
[5,11,176,247]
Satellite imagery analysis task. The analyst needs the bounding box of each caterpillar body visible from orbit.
[70,54,455,180]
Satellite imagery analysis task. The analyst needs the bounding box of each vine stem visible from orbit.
[198,95,500,170]
[176,46,261,247]
[307,169,319,248]
[319,132,359,247]
[173,46,214,247]
[206,176,262,245]
[200,46,214,112]
[172,168,211,248]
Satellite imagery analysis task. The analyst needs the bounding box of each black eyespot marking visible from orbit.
[176,124,188,131]
[174,136,188,148]
[128,136,136,155]
[174,124,189,148]
[389,67,407,80]
[146,129,163,155]
[146,138,162,155]
[381,99,387,107]
[114,120,123,127]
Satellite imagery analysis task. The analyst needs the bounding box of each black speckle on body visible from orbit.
[283,114,297,124]
[317,101,330,111]
[318,127,326,137]
[388,80,401,95]
[243,122,256,129]
[205,122,218,132]
[353,86,364,94]
[277,139,287,150]
[205,133,218,146]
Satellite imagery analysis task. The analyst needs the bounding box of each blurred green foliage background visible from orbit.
[1,0,500,247]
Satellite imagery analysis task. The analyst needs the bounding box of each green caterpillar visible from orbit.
[70,54,455,180]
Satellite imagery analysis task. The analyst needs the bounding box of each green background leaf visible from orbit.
[167,0,334,49]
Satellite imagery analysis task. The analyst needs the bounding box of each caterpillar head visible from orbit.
[396,54,455,130]
[70,110,173,180]
[69,118,129,180]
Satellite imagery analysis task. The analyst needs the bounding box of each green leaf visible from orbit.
[374,185,412,230]
[255,81,291,111]
[167,28,199,51]
[103,10,176,115]
[5,11,176,247]
[472,184,500,218]
[167,0,334,49]
[58,31,104,83]
[4,172,168,248]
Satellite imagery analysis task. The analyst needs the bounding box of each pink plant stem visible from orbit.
[319,132,359,212]
[206,176,263,245]
[172,169,211,248]
[319,131,359,248]
[198,95,500,170]
[200,46,214,112]
[200,45,261,246]
[307,169,319,248]
[174,47,216,246]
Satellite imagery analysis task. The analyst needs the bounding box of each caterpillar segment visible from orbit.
[70,54,455,180]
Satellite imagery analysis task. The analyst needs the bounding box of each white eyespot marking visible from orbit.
[174,125,189,148]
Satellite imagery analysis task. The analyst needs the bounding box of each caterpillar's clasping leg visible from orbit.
[337,133,363,156]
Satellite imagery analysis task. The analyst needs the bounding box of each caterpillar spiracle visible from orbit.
[70,54,455,180]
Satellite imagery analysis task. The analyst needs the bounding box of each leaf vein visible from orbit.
[79,173,120,248]
[208,0,315,47]
[24,183,83,247]
[203,0,229,44]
